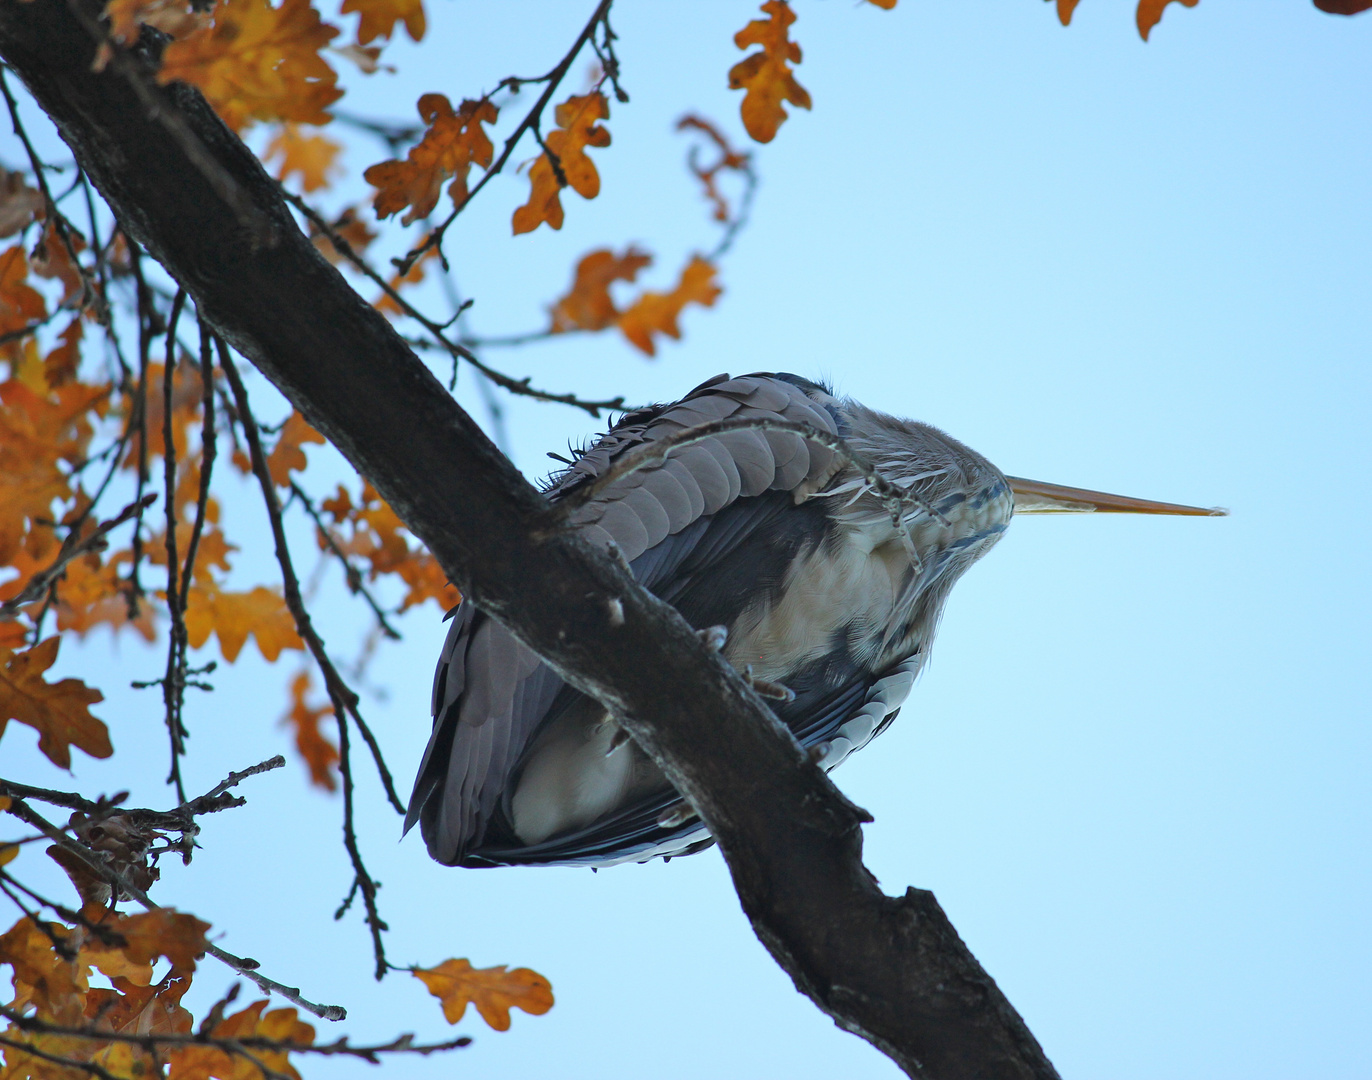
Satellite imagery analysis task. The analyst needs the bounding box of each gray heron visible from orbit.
[406,373,1221,868]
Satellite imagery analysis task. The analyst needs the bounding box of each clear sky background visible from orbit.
[5,2,1371,1078]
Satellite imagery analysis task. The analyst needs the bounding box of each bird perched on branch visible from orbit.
[406,373,1221,868]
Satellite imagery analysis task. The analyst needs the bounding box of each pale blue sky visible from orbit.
[6,3,1370,1078]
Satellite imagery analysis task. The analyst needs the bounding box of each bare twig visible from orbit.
[158,290,190,804]
[0,493,153,616]
[282,189,623,417]
[217,342,394,979]
[286,480,400,640]
[178,321,217,614]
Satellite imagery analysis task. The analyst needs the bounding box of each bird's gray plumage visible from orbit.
[406,372,1013,868]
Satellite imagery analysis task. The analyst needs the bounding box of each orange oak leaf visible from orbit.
[1313,0,1372,11]
[266,409,325,486]
[617,255,722,357]
[0,638,110,769]
[264,124,341,192]
[0,168,44,239]
[0,914,85,1021]
[0,377,106,564]
[0,244,46,337]
[120,358,204,471]
[319,481,458,611]
[183,583,304,662]
[31,220,88,305]
[104,0,202,45]
[341,0,424,44]
[728,1,811,145]
[511,91,611,236]
[1137,0,1199,39]
[865,0,897,7]
[43,318,84,389]
[83,908,210,979]
[549,247,652,333]
[413,958,554,1032]
[365,94,497,226]
[1052,0,1082,24]
[280,671,338,791]
[158,0,343,132]
[167,999,314,1080]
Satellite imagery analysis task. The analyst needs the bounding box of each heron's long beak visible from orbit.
[1007,477,1227,516]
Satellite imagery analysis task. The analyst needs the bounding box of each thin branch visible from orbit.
[0,493,153,615]
[159,289,189,804]
[287,480,400,641]
[282,189,623,417]
[217,342,393,978]
[178,321,217,614]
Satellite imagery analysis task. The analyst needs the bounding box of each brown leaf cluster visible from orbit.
[548,250,722,357]
[412,958,553,1032]
[512,91,611,235]
[728,1,811,144]
[677,115,750,225]
[319,481,460,612]
[158,0,343,131]
[365,94,497,225]
[0,907,325,1080]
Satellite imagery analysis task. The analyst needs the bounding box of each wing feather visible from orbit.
[409,373,857,866]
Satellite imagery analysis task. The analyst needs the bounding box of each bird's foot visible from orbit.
[657,801,698,829]
[741,663,796,704]
[696,624,728,652]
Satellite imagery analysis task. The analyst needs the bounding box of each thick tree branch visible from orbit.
[0,3,1058,1076]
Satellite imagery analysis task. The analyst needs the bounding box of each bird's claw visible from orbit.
[696,625,728,652]
[741,663,795,703]
[657,801,698,829]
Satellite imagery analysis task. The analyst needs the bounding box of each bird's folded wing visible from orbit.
[409,373,843,865]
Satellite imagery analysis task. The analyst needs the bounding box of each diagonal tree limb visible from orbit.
[0,3,1058,1076]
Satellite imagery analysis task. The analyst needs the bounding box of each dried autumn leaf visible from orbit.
[43,318,83,389]
[320,481,458,610]
[85,908,210,978]
[85,974,193,1036]
[1313,0,1372,11]
[0,169,44,239]
[865,0,897,7]
[413,958,554,1032]
[0,914,85,1020]
[158,0,343,131]
[617,255,722,357]
[266,410,325,486]
[104,0,203,45]
[1137,0,1198,39]
[281,671,338,791]
[341,0,424,44]
[121,359,203,469]
[31,220,87,305]
[0,244,46,336]
[167,999,314,1080]
[728,0,811,144]
[511,91,611,236]
[0,378,106,564]
[264,123,341,192]
[183,583,303,662]
[549,247,652,333]
[1051,0,1082,24]
[365,94,497,225]
[0,638,110,768]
